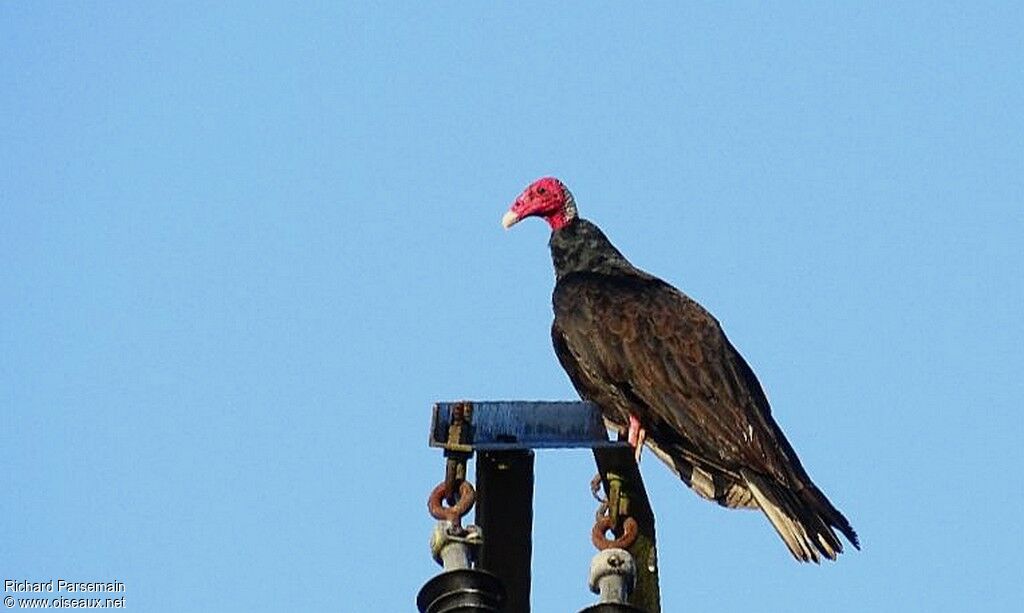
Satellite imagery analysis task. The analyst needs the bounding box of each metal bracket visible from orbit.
[430,401,627,451]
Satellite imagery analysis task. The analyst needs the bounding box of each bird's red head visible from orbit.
[502,177,577,231]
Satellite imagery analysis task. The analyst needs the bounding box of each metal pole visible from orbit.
[593,447,661,613]
[476,450,535,613]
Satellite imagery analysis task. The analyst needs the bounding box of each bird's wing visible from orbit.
[552,271,802,486]
[553,271,860,560]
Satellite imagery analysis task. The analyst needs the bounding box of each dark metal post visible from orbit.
[593,448,661,613]
[476,450,535,613]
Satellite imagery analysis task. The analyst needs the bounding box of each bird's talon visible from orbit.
[627,414,646,463]
[634,428,646,463]
[627,414,641,447]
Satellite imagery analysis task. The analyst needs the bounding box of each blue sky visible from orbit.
[2,2,1021,611]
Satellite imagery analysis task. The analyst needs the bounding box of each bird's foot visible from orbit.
[627,414,646,463]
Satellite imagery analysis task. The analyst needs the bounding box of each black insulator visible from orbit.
[578,603,648,612]
[416,569,506,613]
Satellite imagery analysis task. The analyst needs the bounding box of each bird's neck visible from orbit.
[548,219,646,281]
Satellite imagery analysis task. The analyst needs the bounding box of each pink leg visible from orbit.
[627,414,646,463]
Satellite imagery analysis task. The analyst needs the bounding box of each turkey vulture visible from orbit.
[502,177,859,562]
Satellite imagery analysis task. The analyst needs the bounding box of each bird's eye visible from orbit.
[538,188,547,195]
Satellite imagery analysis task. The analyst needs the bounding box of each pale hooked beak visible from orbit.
[501,210,520,229]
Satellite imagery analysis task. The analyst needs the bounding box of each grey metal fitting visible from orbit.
[588,547,637,604]
[430,521,483,570]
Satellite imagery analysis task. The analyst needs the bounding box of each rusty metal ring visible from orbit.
[591,516,639,551]
[428,481,476,521]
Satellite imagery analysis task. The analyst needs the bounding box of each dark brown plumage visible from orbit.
[504,177,859,562]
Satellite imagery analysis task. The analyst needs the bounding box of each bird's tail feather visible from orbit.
[799,482,860,552]
[741,469,858,563]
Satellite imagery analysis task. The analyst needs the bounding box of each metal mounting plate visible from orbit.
[430,401,627,451]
